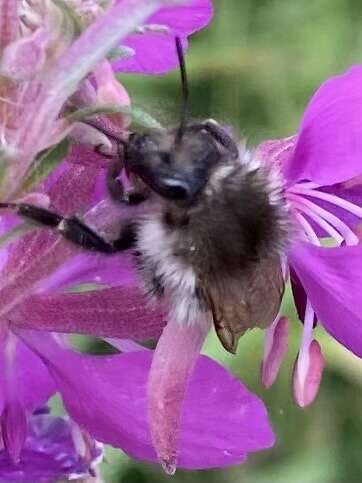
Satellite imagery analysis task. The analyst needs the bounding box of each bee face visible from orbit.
[124,125,224,203]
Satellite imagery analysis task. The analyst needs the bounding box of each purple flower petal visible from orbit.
[114,0,213,74]
[284,66,362,186]
[18,330,275,470]
[257,138,362,232]
[290,268,314,323]
[0,338,55,414]
[38,252,138,292]
[0,412,102,482]
[0,163,100,319]
[10,287,166,340]
[289,242,362,357]
[1,402,27,463]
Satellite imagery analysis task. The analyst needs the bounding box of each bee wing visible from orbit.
[206,258,284,354]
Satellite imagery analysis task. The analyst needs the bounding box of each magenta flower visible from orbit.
[0,0,202,196]
[0,323,274,474]
[0,409,103,482]
[75,63,362,470]
[257,65,362,406]
[0,142,274,475]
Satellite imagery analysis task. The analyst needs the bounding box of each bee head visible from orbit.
[123,38,239,204]
[124,126,223,203]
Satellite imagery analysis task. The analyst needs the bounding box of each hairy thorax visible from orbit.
[136,157,288,325]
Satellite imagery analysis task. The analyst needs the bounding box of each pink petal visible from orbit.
[114,0,213,74]
[293,339,325,407]
[0,28,49,80]
[0,0,19,50]
[148,318,209,473]
[9,287,166,340]
[284,65,362,186]
[14,0,177,175]
[260,316,289,389]
[1,402,27,463]
[17,330,275,470]
[0,163,100,318]
[37,252,138,292]
[289,242,362,357]
[255,136,296,171]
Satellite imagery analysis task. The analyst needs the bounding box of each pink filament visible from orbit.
[292,201,344,245]
[290,186,362,218]
[297,298,315,383]
[293,212,320,245]
[292,212,319,381]
[288,192,359,245]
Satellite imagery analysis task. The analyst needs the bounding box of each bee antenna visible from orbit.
[175,36,189,144]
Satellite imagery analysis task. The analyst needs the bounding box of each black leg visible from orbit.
[190,120,239,160]
[107,158,125,201]
[0,202,136,253]
[107,157,149,206]
[94,144,114,160]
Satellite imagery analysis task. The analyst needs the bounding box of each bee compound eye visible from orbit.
[160,177,191,200]
[130,133,158,153]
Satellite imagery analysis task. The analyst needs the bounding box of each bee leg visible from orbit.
[94,144,114,159]
[107,157,148,206]
[106,157,125,201]
[112,222,137,251]
[191,120,239,160]
[0,202,135,253]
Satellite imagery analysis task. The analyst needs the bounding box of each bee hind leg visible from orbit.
[0,202,136,253]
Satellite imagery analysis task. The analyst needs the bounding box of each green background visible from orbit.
[103,1,362,482]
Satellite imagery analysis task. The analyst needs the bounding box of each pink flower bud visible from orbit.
[260,316,289,389]
[293,339,325,408]
[0,29,49,80]
[94,60,131,129]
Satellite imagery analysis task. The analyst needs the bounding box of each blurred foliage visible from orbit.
[100,1,362,482]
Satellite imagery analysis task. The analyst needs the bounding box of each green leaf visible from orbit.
[128,105,163,129]
[66,104,163,130]
[107,46,135,60]
[18,139,70,194]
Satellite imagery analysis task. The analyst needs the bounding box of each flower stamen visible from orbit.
[290,185,362,218]
[294,212,321,245]
[288,192,359,245]
[293,201,344,245]
[297,298,315,381]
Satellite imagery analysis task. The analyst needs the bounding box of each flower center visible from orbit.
[287,181,361,246]
[286,181,362,367]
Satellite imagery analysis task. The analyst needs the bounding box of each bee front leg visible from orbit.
[0,202,136,253]
[107,157,148,206]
